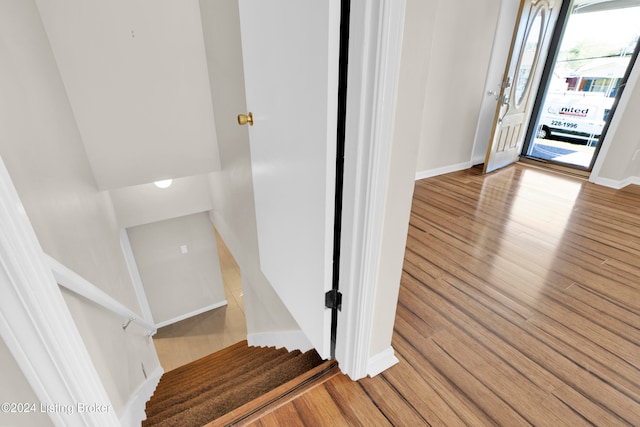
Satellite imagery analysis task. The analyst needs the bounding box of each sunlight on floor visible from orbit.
[499,168,582,298]
[528,138,595,168]
[509,168,583,239]
[479,166,584,301]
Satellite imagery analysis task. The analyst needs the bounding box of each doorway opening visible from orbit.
[521,0,640,171]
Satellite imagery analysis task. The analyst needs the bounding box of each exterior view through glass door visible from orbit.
[522,0,640,170]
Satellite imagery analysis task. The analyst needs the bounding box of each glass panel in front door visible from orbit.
[515,11,545,107]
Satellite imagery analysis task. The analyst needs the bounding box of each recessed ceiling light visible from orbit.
[154,179,173,189]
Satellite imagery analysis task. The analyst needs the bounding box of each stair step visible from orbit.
[158,340,257,381]
[143,342,326,426]
[150,346,292,404]
[205,359,340,427]
[145,350,305,424]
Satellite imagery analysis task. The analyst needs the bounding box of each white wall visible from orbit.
[60,290,161,415]
[35,0,221,190]
[0,338,54,427]
[109,174,213,228]
[199,0,305,346]
[415,0,501,177]
[127,213,226,326]
[0,0,159,417]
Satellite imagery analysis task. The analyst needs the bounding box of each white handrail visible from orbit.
[45,254,157,336]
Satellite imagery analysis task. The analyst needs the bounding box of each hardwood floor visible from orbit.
[250,163,640,426]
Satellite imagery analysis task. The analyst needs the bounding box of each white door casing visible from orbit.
[336,0,407,379]
[484,0,562,173]
[237,0,341,359]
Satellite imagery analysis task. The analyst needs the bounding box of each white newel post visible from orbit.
[0,156,120,426]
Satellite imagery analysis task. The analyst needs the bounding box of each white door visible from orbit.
[237,0,341,359]
[484,0,562,173]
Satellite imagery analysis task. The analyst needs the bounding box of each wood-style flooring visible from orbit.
[250,163,640,426]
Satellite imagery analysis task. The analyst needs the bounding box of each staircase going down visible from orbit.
[143,340,327,426]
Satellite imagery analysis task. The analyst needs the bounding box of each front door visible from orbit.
[237,0,341,360]
[484,0,562,173]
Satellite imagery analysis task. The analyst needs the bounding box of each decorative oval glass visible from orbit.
[514,8,545,107]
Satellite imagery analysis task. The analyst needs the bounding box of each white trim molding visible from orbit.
[337,0,406,380]
[415,161,474,181]
[247,330,313,353]
[154,301,227,329]
[0,156,120,426]
[118,365,163,427]
[589,175,640,190]
[367,346,399,377]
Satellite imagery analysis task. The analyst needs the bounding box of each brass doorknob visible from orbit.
[237,112,254,126]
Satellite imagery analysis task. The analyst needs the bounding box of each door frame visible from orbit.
[336,0,406,379]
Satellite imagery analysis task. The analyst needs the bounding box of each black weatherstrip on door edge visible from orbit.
[329,0,350,360]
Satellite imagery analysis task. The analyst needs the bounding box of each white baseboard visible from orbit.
[415,163,640,191]
[119,365,163,427]
[415,161,472,181]
[154,300,227,329]
[247,330,313,353]
[589,175,640,189]
[367,346,399,377]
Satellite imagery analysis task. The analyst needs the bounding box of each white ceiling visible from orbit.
[35,0,221,190]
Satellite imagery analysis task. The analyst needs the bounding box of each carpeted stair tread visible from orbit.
[150,346,291,402]
[145,350,299,423]
[146,346,293,415]
[143,343,324,426]
[157,350,323,427]
[144,348,320,425]
[148,349,323,427]
[144,349,301,421]
[157,340,255,382]
[160,340,256,376]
